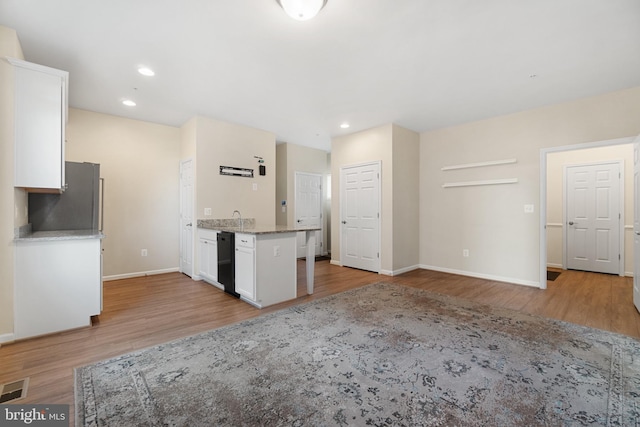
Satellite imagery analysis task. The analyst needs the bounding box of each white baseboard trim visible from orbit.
[625,271,634,277]
[380,265,421,276]
[0,332,15,344]
[103,267,180,282]
[330,259,342,267]
[419,265,540,288]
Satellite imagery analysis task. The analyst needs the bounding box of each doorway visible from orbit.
[540,137,635,289]
[563,160,624,275]
[294,172,323,258]
[564,161,623,275]
[179,159,194,277]
[340,161,381,273]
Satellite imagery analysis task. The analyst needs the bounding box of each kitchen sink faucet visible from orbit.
[232,210,243,230]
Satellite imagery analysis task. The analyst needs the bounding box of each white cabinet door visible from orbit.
[10,58,68,191]
[198,230,218,284]
[235,245,255,301]
[199,238,210,279]
[199,238,218,283]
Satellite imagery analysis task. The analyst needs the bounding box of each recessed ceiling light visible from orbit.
[122,99,136,107]
[138,67,155,77]
[340,123,350,129]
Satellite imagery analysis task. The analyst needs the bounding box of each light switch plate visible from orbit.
[252,183,258,191]
[524,204,534,213]
[204,208,212,216]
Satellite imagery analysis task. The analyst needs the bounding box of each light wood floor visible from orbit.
[1,261,639,424]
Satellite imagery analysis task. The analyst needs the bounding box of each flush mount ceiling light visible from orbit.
[277,0,327,21]
[122,99,136,107]
[138,67,155,77]
[340,123,350,129]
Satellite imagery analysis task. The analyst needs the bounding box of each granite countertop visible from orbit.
[198,219,319,235]
[202,225,321,235]
[15,229,105,242]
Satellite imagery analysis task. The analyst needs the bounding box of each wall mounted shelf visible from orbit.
[441,158,517,171]
[442,178,518,188]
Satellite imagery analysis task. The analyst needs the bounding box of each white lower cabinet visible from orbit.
[198,230,218,285]
[235,232,296,308]
[15,238,101,339]
[234,234,256,300]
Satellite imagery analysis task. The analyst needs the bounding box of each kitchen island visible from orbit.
[198,220,320,308]
[14,227,104,340]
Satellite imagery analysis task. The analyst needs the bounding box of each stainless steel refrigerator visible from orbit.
[29,161,102,231]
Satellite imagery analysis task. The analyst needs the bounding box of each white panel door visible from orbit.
[295,172,323,258]
[566,162,621,275]
[340,162,380,272]
[633,137,640,312]
[180,159,194,277]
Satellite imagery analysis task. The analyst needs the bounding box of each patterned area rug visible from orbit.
[75,282,640,426]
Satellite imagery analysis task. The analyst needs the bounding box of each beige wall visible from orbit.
[192,116,276,225]
[275,143,288,226]
[331,124,419,274]
[332,124,393,271]
[0,26,24,339]
[392,125,420,272]
[546,144,634,274]
[275,142,330,252]
[66,108,181,278]
[420,86,640,286]
[180,117,197,160]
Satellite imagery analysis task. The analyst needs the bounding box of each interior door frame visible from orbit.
[339,161,382,273]
[540,136,634,289]
[179,158,195,277]
[561,159,624,275]
[633,137,640,313]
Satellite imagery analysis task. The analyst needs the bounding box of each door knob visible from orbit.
[186,223,192,227]
[297,219,302,223]
[568,221,574,225]
[341,221,347,224]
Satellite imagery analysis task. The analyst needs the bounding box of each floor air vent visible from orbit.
[0,378,29,403]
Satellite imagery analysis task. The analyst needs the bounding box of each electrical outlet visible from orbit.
[524,204,534,213]
[462,249,469,257]
[273,245,280,257]
[141,249,148,257]
[253,183,258,191]
[204,208,212,216]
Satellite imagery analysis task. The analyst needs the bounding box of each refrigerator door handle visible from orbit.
[100,177,105,232]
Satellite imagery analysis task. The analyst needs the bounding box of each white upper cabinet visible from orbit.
[9,58,68,191]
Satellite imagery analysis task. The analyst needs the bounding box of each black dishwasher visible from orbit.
[217,232,240,298]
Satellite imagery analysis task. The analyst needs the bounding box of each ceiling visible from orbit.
[1,0,639,152]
